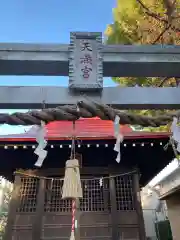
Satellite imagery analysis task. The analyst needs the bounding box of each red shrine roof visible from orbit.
[0,118,169,142]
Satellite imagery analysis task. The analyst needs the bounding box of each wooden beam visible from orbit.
[0,43,180,77]
[1,86,180,109]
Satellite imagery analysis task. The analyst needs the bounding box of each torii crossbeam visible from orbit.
[0,32,180,109]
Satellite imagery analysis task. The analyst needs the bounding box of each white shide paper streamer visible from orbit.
[171,117,180,153]
[113,116,123,163]
[34,121,48,167]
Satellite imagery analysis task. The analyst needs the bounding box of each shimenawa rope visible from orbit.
[14,170,137,181]
[0,100,178,127]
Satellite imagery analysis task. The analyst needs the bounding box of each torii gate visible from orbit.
[0,32,180,110]
[2,31,180,240]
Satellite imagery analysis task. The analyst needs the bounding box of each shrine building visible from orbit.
[1,118,173,240]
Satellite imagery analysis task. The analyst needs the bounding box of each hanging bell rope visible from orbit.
[70,200,76,240]
[61,158,82,199]
[0,100,178,127]
[62,121,82,199]
[61,121,82,240]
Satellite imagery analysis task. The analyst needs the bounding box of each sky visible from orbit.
[0,0,117,134]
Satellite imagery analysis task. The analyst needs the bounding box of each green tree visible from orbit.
[0,184,13,239]
[105,0,180,131]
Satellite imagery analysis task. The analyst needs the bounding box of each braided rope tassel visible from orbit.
[70,200,76,240]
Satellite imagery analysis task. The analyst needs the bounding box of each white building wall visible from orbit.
[140,157,180,239]
[141,186,167,239]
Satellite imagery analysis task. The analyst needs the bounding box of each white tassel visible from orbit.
[70,231,75,240]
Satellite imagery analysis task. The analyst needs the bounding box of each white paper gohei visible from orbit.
[171,117,180,153]
[34,121,48,167]
[113,116,123,163]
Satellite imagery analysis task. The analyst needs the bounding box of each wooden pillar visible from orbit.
[4,174,21,240]
[103,178,109,212]
[32,178,45,240]
[133,172,146,240]
[75,198,81,240]
[109,176,118,240]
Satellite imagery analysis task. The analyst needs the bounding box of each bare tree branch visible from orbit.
[136,0,180,32]
[136,0,166,21]
[175,77,180,86]
[157,77,170,87]
[163,0,176,23]
[173,15,180,19]
[152,24,171,44]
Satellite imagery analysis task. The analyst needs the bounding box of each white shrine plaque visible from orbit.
[69,32,103,91]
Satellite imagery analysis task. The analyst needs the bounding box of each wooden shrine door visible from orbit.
[4,169,146,240]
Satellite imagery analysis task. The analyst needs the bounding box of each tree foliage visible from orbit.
[105,0,180,130]
[0,181,13,239]
[105,0,180,87]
